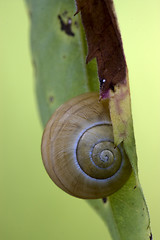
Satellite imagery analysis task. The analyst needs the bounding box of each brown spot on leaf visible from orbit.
[62,10,68,16]
[74,21,79,28]
[32,60,37,76]
[49,96,54,103]
[58,15,75,37]
[27,7,32,19]
[75,0,127,98]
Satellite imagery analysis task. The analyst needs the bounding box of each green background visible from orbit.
[0,0,160,239]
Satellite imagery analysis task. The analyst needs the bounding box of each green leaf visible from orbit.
[25,0,152,239]
[87,173,151,240]
[25,0,98,126]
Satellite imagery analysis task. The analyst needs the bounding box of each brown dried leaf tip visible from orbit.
[75,0,127,99]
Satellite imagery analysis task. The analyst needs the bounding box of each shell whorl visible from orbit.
[41,92,132,199]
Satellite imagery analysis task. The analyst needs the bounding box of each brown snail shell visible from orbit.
[41,92,132,199]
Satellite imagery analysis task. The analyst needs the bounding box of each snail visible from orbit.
[41,92,132,199]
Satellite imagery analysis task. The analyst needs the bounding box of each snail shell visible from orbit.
[41,92,132,199]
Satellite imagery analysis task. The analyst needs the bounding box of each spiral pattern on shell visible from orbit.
[41,92,132,199]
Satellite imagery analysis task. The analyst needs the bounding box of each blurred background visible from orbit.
[0,0,160,239]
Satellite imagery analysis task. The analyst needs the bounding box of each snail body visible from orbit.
[41,92,132,199]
